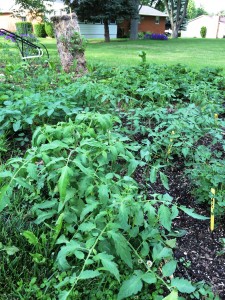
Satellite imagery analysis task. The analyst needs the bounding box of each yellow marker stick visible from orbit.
[210,188,216,232]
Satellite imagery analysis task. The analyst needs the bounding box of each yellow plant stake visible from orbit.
[210,188,216,231]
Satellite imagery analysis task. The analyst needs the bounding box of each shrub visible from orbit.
[44,22,54,38]
[200,26,207,38]
[15,22,33,35]
[144,33,168,40]
[33,23,46,38]
[138,32,145,39]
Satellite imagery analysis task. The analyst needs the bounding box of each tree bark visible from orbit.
[103,19,110,42]
[130,0,140,40]
[164,0,188,39]
[51,13,87,74]
[130,18,139,40]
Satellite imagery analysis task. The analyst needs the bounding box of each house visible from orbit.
[0,0,66,32]
[181,15,225,38]
[0,2,167,39]
[118,6,168,38]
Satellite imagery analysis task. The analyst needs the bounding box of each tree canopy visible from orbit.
[64,0,136,42]
[163,0,189,38]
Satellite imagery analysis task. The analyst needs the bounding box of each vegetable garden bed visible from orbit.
[0,57,225,299]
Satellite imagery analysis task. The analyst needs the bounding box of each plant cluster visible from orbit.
[33,23,47,38]
[144,33,168,40]
[0,57,224,299]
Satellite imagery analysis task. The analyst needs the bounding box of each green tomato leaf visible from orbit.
[162,290,178,300]
[141,272,156,284]
[150,167,157,183]
[158,204,172,231]
[94,253,120,281]
[171,277,196,293]
[118,274,143,300]
[180,206,209,220]
[109,231,133,268]
[58,290,70,300]
[58,166,71,202]
[160,172,169,190]
[79,270,101,280]
[162,260,177,277]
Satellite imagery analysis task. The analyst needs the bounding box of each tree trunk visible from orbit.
[130,0,140,40]
[51,13,87,74]
[171,24,179,38]
[130,18,139,40]
[103,19,110,42]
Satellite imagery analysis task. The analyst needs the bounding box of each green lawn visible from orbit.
[1,36,225,70]
[40,37,225,70]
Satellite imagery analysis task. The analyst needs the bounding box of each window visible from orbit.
[155,16,160,24]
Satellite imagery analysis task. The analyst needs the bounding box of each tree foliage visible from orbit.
[163,0,189,38]
[64,0,136,42]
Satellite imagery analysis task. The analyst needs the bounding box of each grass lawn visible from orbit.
[40,37,225,70]
[1,37,225,71]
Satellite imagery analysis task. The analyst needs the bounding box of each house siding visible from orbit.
[138,16,166,34]
[181,15,225,38]
[79,23,117,39]
[118,16,166,37]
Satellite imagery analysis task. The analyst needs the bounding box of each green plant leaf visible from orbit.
[160,172,169,190]
[150,167,157,183]
[152,244,173,261]
[171,277,196,293]
[57,240,80,270]
[118,274,143,300]
[58,290,70,300]
[34,209,57,224]
[23,230,39,246]
[127,159,139,176]
[162,290,178,300]
[98,184,109,205]
[13,120,21,132]
[0,185,10,212]
[141,272,156,284]
[158,204,172,231]
[110,231,133,268]
[180,206,209,220]
[4,245,19,255]
[78,222,96,232]
[94,253,120,281]
[79,270,101,280]
[162,260,177,277]
[58,166,71,202]
[40,140,69,151]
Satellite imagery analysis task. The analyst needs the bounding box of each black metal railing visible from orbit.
[0,28,49,60]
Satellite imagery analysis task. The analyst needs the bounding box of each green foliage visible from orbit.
[60,32,87,55]
[45,22,54,38]
[200,26,207,38]
[0,60,224,299]
[34,23,46,38]
[15,21,33,34]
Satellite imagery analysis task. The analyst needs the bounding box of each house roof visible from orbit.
[139,6,167,17]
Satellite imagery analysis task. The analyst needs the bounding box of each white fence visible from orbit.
[79,23,117,39]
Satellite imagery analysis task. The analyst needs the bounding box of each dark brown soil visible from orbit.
[134,155,225,299]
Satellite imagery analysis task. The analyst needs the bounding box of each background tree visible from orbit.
[129,0,164,40]
[163,0,189,38]
[187,0,196,20]
[65,0,136,42]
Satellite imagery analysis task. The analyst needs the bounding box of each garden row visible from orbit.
[0,58,224,299]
